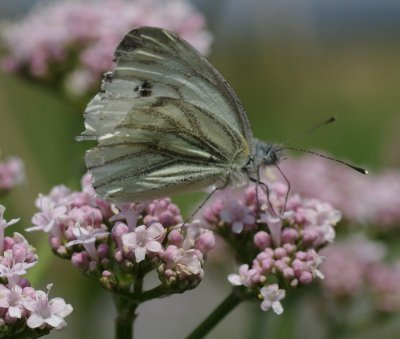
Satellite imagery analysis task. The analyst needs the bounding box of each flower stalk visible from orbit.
[186,289,243,339]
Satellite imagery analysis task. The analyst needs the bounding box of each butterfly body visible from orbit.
[79,27,282,202]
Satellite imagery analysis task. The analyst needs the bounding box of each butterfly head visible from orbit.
[251,139,283,169]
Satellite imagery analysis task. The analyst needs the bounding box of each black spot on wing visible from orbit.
[104,72,113,83]
[133,80,153,97]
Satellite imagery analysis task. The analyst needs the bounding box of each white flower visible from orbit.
[260,284,286,315]
[228,264,259,287]
[122,223,165,263]
[310,253,325,279]
[181,220,202,250]
[24,284,73,330]
[176,250,202,275]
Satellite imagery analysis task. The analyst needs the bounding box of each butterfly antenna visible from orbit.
[282,146,368,174]
[283,116,337,145]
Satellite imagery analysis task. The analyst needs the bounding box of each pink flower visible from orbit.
[24,284,73,330]
[220,200,255,233]
[65,223,109,261]
[27,196,66,234]
[110,203,143,231]
[0,284,25,319]
[122,223,165,263]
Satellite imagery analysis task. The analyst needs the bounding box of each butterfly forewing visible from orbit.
[80,27,253,202]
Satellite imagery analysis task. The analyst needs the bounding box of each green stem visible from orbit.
[114,296,137,339]
[113,284,183,303]
[186,290,243,339]
[114,274,144,339]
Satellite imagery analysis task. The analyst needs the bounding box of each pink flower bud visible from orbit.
[71,252,89,269]
[274,247,287,259]
[112,223,129,248]
[299,271,313,285]
[49,237,61,250]
[3,237,14,251]
[195,231,215,254]
[158,211,175,227]
[102,270,112,278]
[114,249,123,262]
[97,243,109,258]
[18,278,30,288]
[168,229,184,246]
[254,231,271,250]
[282,267,294,279]
[281,228,299,244]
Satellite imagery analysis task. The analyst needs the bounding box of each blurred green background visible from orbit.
[1,1,400,338]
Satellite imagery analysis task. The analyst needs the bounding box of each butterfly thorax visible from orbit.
[249,139,283,171]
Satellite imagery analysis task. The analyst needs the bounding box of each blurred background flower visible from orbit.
[0,156,24,196]
[1,0,212,100]
[1,0,400,338]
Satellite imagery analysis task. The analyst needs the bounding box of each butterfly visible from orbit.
[78,26,366,203]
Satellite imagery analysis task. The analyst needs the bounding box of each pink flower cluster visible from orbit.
[0,157,24,193]
[203,182,341,314]
[1,0,212,97]
[0,205,72,336]
[280,155,400,229]
[321,234,400,312]
[28,174,214,293]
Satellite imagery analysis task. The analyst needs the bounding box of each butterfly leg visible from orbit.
[275,164,290,215]
[182,185,225,227]
[249,175,280,220]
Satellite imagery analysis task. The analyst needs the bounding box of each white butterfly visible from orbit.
[78,27,299,202]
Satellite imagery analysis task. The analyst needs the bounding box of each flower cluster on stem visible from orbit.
[0,205,72,337]
[28,174,215,304]
[203,181,341,314]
